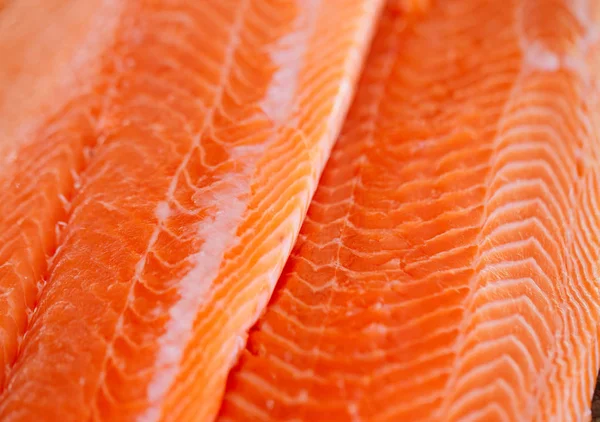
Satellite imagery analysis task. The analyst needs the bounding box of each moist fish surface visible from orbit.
[0,0,383,420]
[219,1,600,421]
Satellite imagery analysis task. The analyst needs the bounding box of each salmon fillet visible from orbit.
[0,0,123,389]
[220,1,600,421]
[0,1,382,420]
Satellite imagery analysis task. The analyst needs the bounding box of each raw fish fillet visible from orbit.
[0,0,382,420]
[220,1,600,421]
[0,0,124,390]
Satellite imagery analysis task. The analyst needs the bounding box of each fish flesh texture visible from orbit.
[220,1,600,421]
[0,0,124,391]
[0,0,382,420]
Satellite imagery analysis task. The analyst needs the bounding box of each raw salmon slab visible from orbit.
[221,1,600,421]
[0,1,382,420]
[3,0,600,421]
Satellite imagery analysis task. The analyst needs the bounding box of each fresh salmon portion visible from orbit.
[0,0,122,389]
[0,1,382,420]
[220,1,600,421]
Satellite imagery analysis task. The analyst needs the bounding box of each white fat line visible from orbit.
[260,0,320,125]
[140,169,252,422]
